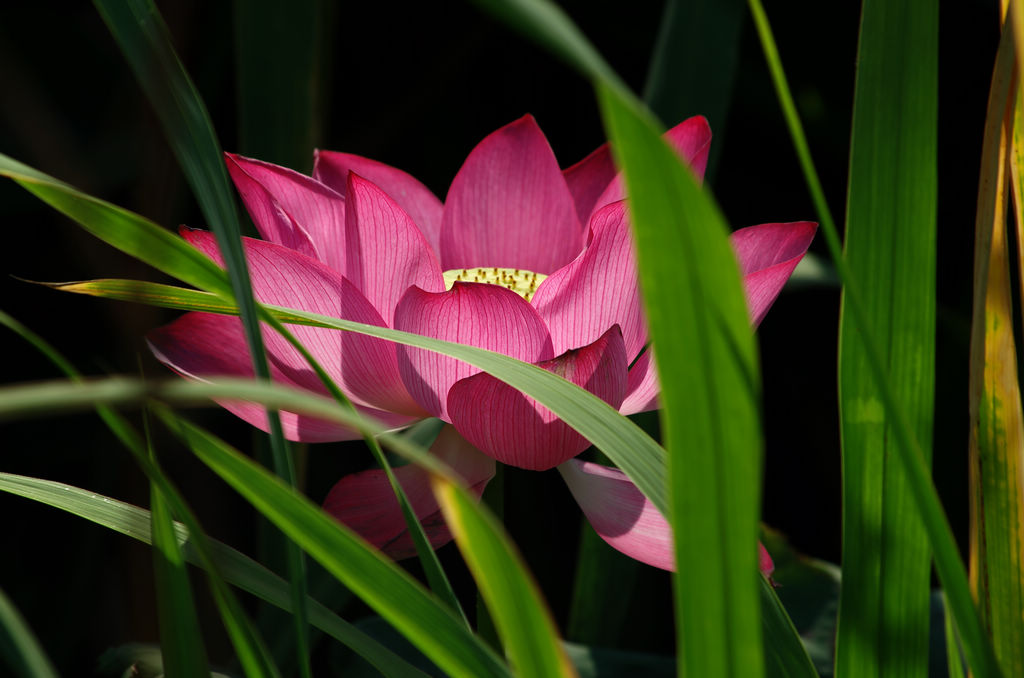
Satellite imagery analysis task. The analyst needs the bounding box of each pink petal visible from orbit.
[531,200,646,360]
[447,325,628,470]
[591,115,713,216]
[343,173,445,326]
[225,152,347,273]
[560,459,774,577]
[439,115,583,274]
[393,282,554,421]
[759,542,775,579]
[562,143,616,228]
[224,154,320,261]
[148,312,416,442]
[559,459,676,570]
[313,150,444,257]
[179,229,424,416]
[322,425,495,559]
[730,221,817,327]
[619,348,660,415]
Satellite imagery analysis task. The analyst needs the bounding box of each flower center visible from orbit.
[443,267,548,303]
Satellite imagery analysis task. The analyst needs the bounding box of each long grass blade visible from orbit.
[33,274,671,514]
[598,84,763,678]
[0,473,429,678]
[745,1,1001,674]
[149,450,213,677]
[0,311,281,678]
[759,578,818,678]
[155,409,512,678]
[971,12,1024,676]
[834,1,938,676]
[0,587,58,678]
[433,476,577,677]
[91,1,310,668]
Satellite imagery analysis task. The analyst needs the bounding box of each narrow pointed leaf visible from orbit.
[0,155,230,297]
[598,83,763,678]
[0,587,58,678]
[150,473,212,677]
[970,14,1024,676]
[835,2,937,677]
[92,2,309,666]
[433,477,577,677]
[745,1,1001,674]
[0,473,430,678]
[155,411,511,678]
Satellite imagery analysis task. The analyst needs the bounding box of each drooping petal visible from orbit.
[313,150,444,257]
[562,143,616,228]
[225,152,347,272]
[147,312,416,442]
[730,221,817,327]
[560,459,775,576]
[342,173,445,326]
[447,325,628,470]
[619,348,659,415]
[531,200,646,360]
[393,282,554,421]
[322,425,495,559]
[590,115,713,216]
[440,115,583,274]
[178,229,424,416]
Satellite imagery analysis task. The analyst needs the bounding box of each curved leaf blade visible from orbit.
[433,477,577,678]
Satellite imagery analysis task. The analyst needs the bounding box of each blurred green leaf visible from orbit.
[0,473,430,678]
[91,1,310,668]
[156,410,512,678]
[643,0,744,178]
[745,1,1001,675]
[149,463,213,677]
[0,586,58,678]
[233,0,323,171]
[433,476,576,677]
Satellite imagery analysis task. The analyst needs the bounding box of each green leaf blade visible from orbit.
[598,83,763,678]
[434,478,577,678]
[157,413,512,678]
[836,1,938,677]
[150,479,213,677]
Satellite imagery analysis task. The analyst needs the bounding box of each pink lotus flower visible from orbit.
[148,115,814,576]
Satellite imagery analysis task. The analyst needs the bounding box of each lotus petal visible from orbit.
[562,143,616,228]
[322,426,495,559]
[147,312,415,442]
[447,325,627,470]
[225,153,346,272]
[560,459,775,576]
[532,200,646,360]
[730,221,817,327]
[619,348,660,415]
[178,229,423,416]
[591,116,712,215]
[393,282,554,420]
[440,115,582,274]
[314,150,444,257]
[343,173,444,326]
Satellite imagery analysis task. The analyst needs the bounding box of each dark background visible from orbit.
[0,0,999,673]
